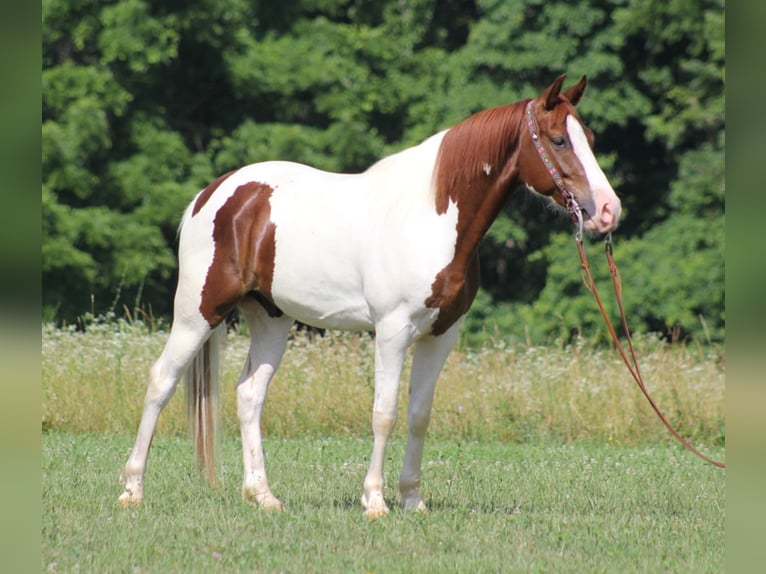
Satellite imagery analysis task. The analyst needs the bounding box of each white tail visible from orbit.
[185,323,226,486]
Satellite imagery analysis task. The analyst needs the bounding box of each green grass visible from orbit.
[43,432,724,573]
[42,320,725,571]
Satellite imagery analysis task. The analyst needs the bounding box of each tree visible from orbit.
[42,0,724,347]
[463,0,725,345]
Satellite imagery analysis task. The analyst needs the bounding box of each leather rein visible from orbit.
[525,100,725,469]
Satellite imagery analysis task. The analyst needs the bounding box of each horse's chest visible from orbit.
[423,252,480,335]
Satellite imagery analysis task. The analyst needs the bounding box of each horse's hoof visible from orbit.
[118,491,143,507]
[244,488,285,512]
[259,497,285,512]
[361,492,390,519]
[364,507,390,520]
[403,497,428,513]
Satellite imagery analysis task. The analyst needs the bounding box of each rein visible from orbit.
[525,100,725,469]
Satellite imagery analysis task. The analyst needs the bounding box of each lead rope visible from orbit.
[526,99,724,468]
[568,200,725,469]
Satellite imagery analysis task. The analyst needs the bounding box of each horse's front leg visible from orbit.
[399,323,459,512]
[362,322,412,518]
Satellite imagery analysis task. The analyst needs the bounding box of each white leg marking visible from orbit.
[236,301,293,511]
[399,323,460,512]
[119,314,212,506]
[362,319,414,518]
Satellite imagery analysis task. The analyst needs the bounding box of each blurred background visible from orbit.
[42,0,724,346]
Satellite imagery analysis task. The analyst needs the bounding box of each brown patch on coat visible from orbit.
[426,94,590,335]
[426,102,527,335]
[198,181,283,326]
[192,170,236,216]
[425,253,481,336]
[433,103,524,215]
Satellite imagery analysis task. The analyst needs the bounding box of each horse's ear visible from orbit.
[563,75,587,106]
[541,74,567,110]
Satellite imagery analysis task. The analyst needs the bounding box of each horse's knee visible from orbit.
[407,409,431,437]
[372,410,397,437]
[236,365,275,412]
[236,381,266,423]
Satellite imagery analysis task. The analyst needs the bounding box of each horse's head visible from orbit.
[520,75,621,234]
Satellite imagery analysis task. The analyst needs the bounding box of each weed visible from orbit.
[42,322,725,446]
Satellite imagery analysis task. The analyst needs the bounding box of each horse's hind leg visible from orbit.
[399,323,459,512]
[235,300,293,510]
[118,312,213,506]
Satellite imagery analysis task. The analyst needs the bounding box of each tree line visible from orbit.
[42,0,724,345]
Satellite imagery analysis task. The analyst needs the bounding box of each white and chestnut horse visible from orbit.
[119,75,621,517]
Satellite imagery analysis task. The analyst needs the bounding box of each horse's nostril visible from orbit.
[601,204,612,224]
[599,203,617,227]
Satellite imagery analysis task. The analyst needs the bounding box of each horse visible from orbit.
[119,74,621,518]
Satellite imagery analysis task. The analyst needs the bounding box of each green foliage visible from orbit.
[464,0,725,344]
[98,0,180,72]
[42,0,724,346]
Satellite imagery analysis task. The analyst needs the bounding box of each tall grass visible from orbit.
[42,318,724,448]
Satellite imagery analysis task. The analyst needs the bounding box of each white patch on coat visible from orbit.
[265,133,459,334]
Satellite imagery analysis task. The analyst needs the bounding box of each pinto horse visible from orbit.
[119,75,621,517]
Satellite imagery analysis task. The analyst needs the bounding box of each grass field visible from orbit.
[42,320,725,572]
[43,433,724,573]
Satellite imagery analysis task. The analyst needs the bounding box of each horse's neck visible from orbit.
[432,104,525,265]
[451,170,519,275]
[362,115,521,262]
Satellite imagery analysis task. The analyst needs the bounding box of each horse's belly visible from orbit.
[272,290,374,331]
[270,226,373,330]
[271,257,374,330]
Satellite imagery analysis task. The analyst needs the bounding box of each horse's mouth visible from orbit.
[582,212,619,235]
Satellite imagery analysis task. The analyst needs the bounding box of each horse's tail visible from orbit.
[185,323,226,486]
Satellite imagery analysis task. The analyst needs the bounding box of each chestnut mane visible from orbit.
[433,101,527,214]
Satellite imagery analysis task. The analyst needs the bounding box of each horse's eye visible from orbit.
[551,136,567,150]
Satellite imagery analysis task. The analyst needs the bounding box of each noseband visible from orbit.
[525,100,585,241]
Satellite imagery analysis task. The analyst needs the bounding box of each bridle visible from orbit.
[525,100,587,239]
[525,99,725,469]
